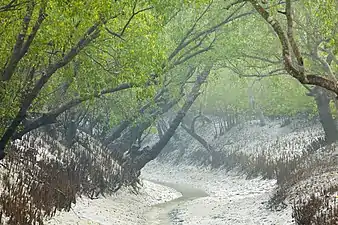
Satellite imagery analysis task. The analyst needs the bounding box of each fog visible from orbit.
[1,0,337,224]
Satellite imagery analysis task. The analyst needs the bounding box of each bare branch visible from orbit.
[313,46,337,81]
[13,83,133,139]
[173,33,217,66]
[1,1,34,81]
[239,68,286,78]
[105,27,125,41]
[84,51,118,75]
[225,0,245,10]
[104,3,153,40]
[285,0,303,67]
[0,0,23,12]
[239,53,282,64]
[247,0,307,83]
[322,49,338,65]
[120,4,154,37]
[169,2,252,66]
[168,0,214,61]
[174,34,209,62]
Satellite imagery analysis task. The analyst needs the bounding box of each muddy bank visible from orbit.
[45,180,181,225]
[142,162,294,225]
[144,180,208,225]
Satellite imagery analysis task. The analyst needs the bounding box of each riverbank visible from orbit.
[144,180,208,225]
[45,162,294,225]
[142,162,294,225]
[44,118,336,224]
[45,180,181,225]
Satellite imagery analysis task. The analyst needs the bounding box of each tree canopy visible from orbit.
[0,0,337,158]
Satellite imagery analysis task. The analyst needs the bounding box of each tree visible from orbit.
[133,64,213,170]
[233,0,338,142]
[243,0,338,96]
[0,0,202,159]
[93,0,255,161]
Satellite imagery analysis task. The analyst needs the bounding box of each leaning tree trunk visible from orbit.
[109,96,183,154]
[308,87,338,144]
[156,120,165,139]
[181,120,217,167]
[104,67,196,147]
[133,65,212,170]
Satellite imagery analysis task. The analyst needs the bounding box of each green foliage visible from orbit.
[0,0,208,136]
[1,0,334,140]
[201,69,316,117]
[302,0,338,49]
[255,76,316,116]
[202,68,250,114]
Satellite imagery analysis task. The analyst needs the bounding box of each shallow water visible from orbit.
[144,180,208,225]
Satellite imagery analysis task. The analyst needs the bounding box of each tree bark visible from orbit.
[309,87,338,144]
[133,65,212,170]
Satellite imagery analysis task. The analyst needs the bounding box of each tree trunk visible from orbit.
[248,85,265,126]
[108,93,184,158]
[308,87,338,144]
[156,119,167,139]
[219,116,225,135]
[64,112,77,147]
[156,121,164,139]
[133,65,212,170]
[181,123,216,167]
[257,108,266,126]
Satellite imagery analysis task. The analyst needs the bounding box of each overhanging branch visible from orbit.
[13,83,133,139]
[247,0,338,95]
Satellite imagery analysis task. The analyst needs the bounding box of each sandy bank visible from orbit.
[45,180,182,225]
[142,162,294,225]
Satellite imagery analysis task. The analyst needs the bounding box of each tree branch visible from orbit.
[134,64,213,170]
[1,1,35,81]
[168,0,214,61]
[121,4,154,37]
[173,34,217,66]
[239,53,282,64]
[225,0,245,10]
[21,1,46,57]
[13,83,133,139]
[0,0,23,12]
[285,0,303,67]
[313,46,337,81]
[247,0,307,82]
[247,0,338,95]
[241,68,286,78]
[169,2,252,65]
[0,22,102,158]
[105,4,153,40]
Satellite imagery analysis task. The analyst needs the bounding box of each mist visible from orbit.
[0,0,337,224]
